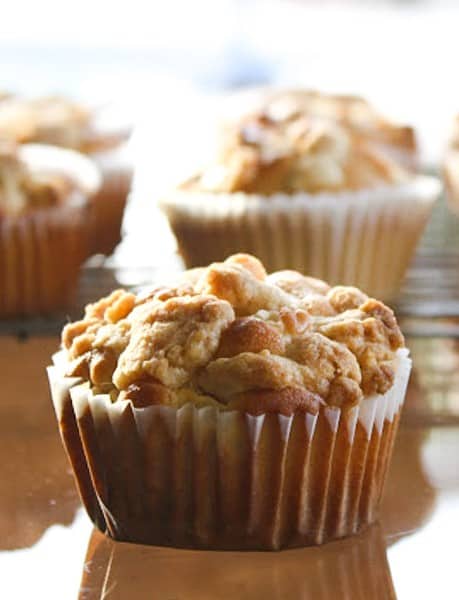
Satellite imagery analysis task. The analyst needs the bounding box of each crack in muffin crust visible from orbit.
[62,254,405,414]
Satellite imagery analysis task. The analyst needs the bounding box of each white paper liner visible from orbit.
[160,176,441,300]
[48,348,411,550]
[0,200,91,317]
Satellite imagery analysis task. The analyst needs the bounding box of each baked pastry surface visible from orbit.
[62,254,405,414]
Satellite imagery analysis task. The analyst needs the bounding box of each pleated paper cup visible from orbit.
[0,197,91,317]
[48,348,410,550]
[88,145,133,256]
[160,176,440,301]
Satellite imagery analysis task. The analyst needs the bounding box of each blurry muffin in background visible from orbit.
[247,89,418,171]
[0,141,100,317]
[0,95,133,255]
[49,253,411,549]
[161,101,440,301]
[444,115,459,213]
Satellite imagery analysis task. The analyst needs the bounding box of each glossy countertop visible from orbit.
[0,335,458,599]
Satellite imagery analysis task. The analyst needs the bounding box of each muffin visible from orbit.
[161,106,440,301]
[48,253,411,550]
[0,141,101,317]
[0,95,133,255]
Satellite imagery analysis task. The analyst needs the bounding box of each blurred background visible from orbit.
[2,0,458,166]
[1,0,459,317]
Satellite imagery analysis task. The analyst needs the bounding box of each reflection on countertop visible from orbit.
[0,337,80,550]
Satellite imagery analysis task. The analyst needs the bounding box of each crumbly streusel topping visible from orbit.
[185,105,409,195]
[0,141,70,216]
[62,254,405,415]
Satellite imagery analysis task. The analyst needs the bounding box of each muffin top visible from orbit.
[0,141,72,216]
[0,96,128,153]
[260,89,416,156]
[62,254,405,415]
[185,106,410,195]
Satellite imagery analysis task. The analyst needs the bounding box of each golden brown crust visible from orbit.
[327,286,369,312]
[225,253,267,280]
[285,333,362,404]
[216,317,285,358]
[197,352,306,400]
[196,261,294,316]
[113,295,235,390]
[62,254,405,411]
[314,300,404,396]
[277,307,311,336]
[267,270,330,297]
